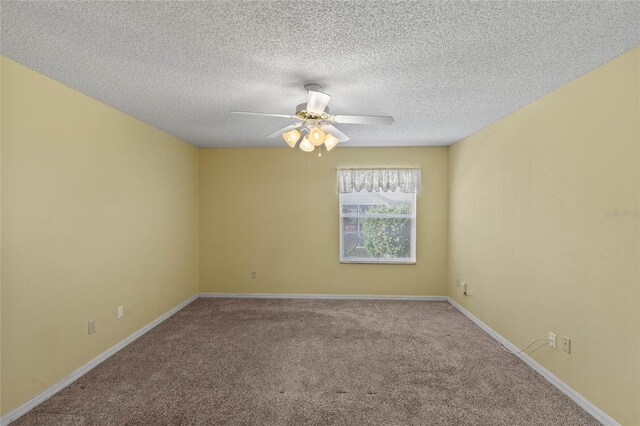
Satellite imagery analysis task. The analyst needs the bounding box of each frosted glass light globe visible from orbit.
[299,137,315,152]
[308,127,326,146]
[282,129,301,148]
[323,133,339,151]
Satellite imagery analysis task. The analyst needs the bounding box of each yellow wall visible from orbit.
[3,45,638,424]
[0,57,200,414]
[448,47,640,424]
[199,147,448,296]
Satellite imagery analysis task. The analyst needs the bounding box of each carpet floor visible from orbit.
[14,298,598,425]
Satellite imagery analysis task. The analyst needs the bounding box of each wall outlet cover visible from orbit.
[549,332,557,348]
[562,335,571,354]
[117,306,124,319]
[88,320,96,335]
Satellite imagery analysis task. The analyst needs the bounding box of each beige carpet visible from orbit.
[15,298,598,425]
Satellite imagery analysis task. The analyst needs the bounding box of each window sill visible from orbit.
[340,260,416,265]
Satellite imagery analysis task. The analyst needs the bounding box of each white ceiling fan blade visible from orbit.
[322,124,350,142]
[230,111,296,119]
[333,114,395,125]
[267,123,302,138]
[306,90,331,113]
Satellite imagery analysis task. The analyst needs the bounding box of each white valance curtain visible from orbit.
[337,168,421,193]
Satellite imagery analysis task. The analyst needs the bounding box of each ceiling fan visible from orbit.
[230,84,394,154]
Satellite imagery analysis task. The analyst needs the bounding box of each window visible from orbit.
[338,169,420,264]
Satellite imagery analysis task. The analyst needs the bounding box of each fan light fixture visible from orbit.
[285,125,337,155]
[230,83,394,155]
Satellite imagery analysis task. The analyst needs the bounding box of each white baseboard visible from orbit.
[199,292,447,301]
[447,297,619,426]
[1,294,198,426]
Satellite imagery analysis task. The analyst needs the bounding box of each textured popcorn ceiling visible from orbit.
[2,1,639,148]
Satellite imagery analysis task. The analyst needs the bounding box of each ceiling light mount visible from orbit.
[304,83,323,93]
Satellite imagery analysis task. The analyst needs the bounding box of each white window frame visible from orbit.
[339,192,417,264]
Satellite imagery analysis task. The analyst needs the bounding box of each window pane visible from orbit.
[341,191,414,215]
[340,189,416,263]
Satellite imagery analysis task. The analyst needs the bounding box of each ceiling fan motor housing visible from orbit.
[295,103,332,121]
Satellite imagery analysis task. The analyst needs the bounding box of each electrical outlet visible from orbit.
[88,320,96,335]
[549,332,556,349]
[250,271,257,279]
[460,281,467,295]
[117,306,124,319]
[561,336,571,354]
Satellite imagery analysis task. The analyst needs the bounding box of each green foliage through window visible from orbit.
[363,204,411,258]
